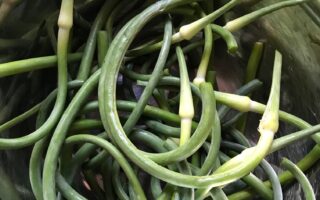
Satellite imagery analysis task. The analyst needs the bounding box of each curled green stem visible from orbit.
[280,158,316,200]
[211,24,238,53]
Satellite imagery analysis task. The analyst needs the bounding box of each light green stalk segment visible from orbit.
[193,6,214,86]
[0,103,41,134]
[137,75,319,146]
[97,0,314,193]
[128,0,306,56]
[176,46,194,146]
[228,146,320,200]
[105,0,136,42]
[76,0,117,80]
[215,91,252,112]
[56,173,86,200]
[259,50,282,133]
[237,41,264,132]
[195,51,282,197]
[177,0,241,40]
[117,62,319,198]
[224,0,309,32]
[211,24,238,53]
[42,0,74,199]
[281,158,316,200]
[128,0,240,56]
[251,104,320,144]
[65,135,146,200]
[0,53,82,77]
[271,124,320,152]
[245,42,264,83]
[214,50,282,176]
[122,19,173,134]
[97,31,109,67]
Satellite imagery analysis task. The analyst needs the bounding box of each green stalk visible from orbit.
[176,46,194,146]
[220,141,283,200]
[176,0,241,40]
[122,19,172,134]
[104,51,318,200]
[209,51,282,186]
[105,0,132,42]
[121,67,152,81]
[29,81,82,200]
[221,152,273,200]
[127,0,240,56]
[84,100,198,129]
[271,124,320,152]
[69,119,103,133]
[228,146,320,200]
[128,0,306,56]
[210,188,228,200]
[101,158,116,200]
[153,89,170,111]
[168,40,204,67]
[76,0,117,80]
[56,173,86,200]
[280,158,316,200]
[193,6,213,86]
[211,24,238,53]
[206,70,216,88]
[139,75,318,145]
[251,103,320,144]
[146,120,181,138]
[196,111,220,176]
[42,0,73,199]
[0,103,40,133]
[258,51,282,134]
[66,134,146,199]
[237,42,264,132]
[244,42,264,83]
[224,0,308,32]
[0,53,82,77]
[167,6,195,16]
[111,162,129,200]
[97,31,109,67]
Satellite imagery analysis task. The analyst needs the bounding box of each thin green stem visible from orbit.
[0,103,41,134]
[281,158,315,200]
[42,0,74,198]
[237,42,264,132]
[224,0,308,32]
[76,0,117,80]
[0,53,82,77]
[65,134,146,199]
[122,19,172,134]
[97,31,109,67]
[56,173,86,200]
[211,24,238,53]
[177,0,241,40]
[176,46,194,146]
[193,6,214,86]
